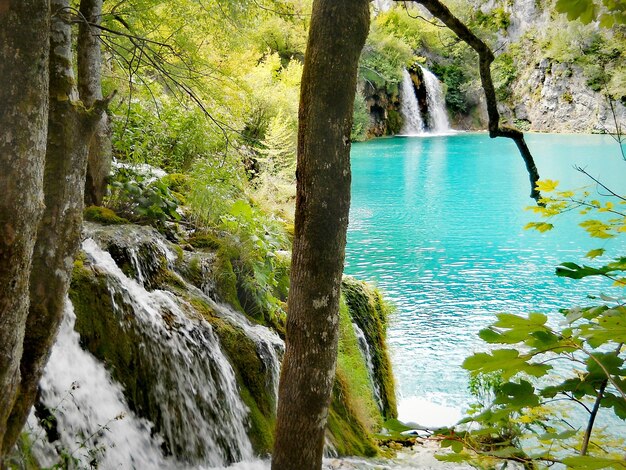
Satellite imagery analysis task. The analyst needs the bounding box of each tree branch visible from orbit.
[403,0,542,202]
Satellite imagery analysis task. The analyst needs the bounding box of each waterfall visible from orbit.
[352,323,384,413]
[419,66,451,134]
[31,238,256,468]
[400,67,452,135]
[400,69,425,135]
[372,0,393,12]
[28,301,169,469]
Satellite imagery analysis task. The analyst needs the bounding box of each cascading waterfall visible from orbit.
[28,301,169,469]
[31,237,255,468]
[400,67,452,135]
[400,68,425,135]
[419,66,451,134]
[81,238,254,465]
[352,323,384,413]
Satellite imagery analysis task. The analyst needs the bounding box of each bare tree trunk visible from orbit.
[412,0,542,202]
[271,1,370,469]
[2,0,106,455]
[78,0,112,206]
[0,0,49,457]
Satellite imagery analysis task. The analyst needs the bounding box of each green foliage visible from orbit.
[556,0,626,27]
[442,161,626,468]
[430,63,471,114]
[492,53,517,101]
[105,167,181,227]
[351,93,371,142]
[359,25,413,92]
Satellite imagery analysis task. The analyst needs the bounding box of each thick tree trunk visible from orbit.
[2,0,105,455]
[271,1,370,469]
[78,0,112,206]
[0,0,49,457]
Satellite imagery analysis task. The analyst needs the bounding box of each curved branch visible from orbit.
[407,0,542,202]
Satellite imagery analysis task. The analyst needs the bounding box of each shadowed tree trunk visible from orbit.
[409,0,542,201]
[2,0,107,456]
[0,0,49,457]
[78,0,112,206]
[271,1,370,469]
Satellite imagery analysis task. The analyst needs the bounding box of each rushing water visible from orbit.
[346,133,626,428]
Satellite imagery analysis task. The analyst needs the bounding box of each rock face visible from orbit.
[506,59,626,133]
[31,221,397,467]
[471,0,626,133]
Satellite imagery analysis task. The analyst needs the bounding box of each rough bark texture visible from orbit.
[78,0,112,206]
[413,0,542,202]
[2,0,105,455]
[271,1,370,469]
[0,0,49,457]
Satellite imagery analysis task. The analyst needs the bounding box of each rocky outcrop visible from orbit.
[505,58,626,133]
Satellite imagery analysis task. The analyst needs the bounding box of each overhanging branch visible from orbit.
[400,0,542,202]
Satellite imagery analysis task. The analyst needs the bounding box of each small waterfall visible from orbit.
[400,67,452,135]
[28,301,169,469]
[419,66,451,134]
[400,69,425,135]
[352,323,384,413]
[81,238,254,465]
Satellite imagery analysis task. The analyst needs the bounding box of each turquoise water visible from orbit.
[346,133,625,427]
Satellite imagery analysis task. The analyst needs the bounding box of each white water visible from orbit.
[27,301,169,469]
[420,66,451,134]
[400,69,425,135]
[400,67,452,135]
[30,238,256,468]
[352,323,383,412]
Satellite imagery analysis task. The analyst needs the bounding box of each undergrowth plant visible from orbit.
[438,150,626,468]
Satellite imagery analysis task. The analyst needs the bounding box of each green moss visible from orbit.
[341,277,397,420]
[84,206,128,225]
[187,232,221,250]
[327,372,379,457]
[160,173,191,194]
[336,300,382,431]
[386,109,403,135]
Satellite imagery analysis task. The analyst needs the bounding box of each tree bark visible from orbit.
[271,1,370,469]
[413,0,542,202]
[2,0,106,455]
[78,0,112,206]
[0,0,49,457]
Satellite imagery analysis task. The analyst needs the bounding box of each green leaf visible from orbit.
[463,349,551,380]
[495,380,540,408]
[586,248,606,259]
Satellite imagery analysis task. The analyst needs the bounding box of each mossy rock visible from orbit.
[327,372,379,457]
[187,232,221,250]
[341,277,397,420]
[386,109,403,135]
[84,206,128,225]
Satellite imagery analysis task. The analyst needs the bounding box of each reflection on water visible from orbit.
[346,133,626,425]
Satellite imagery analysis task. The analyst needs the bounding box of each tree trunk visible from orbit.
[271,1,370,469]
[78,0,112,206]
[2,0,105,455]
[0,0,49,457]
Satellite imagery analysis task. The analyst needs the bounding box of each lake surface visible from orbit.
[346,133,626,428]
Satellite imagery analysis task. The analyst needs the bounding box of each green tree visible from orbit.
[271,1,370,468]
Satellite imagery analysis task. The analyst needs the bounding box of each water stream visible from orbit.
[400,67,451,135]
